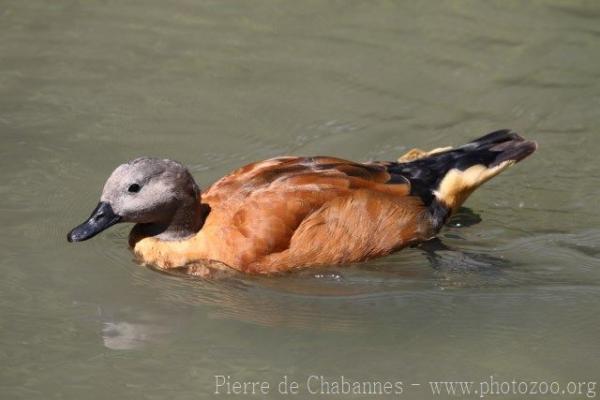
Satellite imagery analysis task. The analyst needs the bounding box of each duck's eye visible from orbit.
[128,184,141,193]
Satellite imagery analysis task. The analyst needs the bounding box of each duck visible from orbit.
[67,129,536,276]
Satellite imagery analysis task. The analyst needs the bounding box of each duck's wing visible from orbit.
[202,156,412,203]
[200,157,427,272]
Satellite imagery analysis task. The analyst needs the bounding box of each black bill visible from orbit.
[67,202,121,242]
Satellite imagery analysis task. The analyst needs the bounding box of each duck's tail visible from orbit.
[391,129,537,226]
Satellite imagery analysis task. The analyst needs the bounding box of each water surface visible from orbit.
[1,1,599,399]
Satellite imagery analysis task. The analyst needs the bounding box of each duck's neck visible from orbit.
[132,198,210,242]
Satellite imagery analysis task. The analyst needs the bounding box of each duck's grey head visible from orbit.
[67,157,199,242]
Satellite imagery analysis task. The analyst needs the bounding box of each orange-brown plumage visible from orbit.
[68,130,537,276]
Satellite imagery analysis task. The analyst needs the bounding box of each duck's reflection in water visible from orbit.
[139,262,511,334]
[101,321,170,350]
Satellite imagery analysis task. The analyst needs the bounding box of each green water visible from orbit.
[1,1,599,399]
